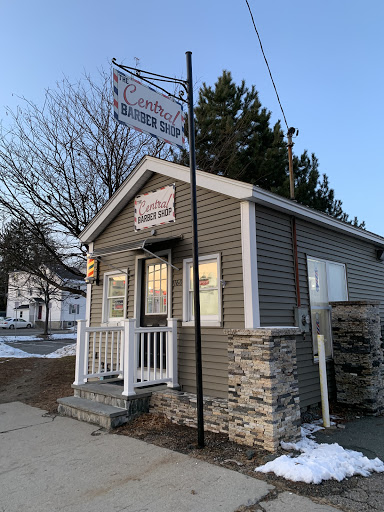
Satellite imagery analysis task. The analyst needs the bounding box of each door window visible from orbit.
[145,261,167,315]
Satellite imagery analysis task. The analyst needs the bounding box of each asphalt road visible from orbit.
[314,416,384,460]
[0,329,76,355]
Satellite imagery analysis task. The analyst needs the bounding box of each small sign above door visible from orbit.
[134,184,175,231]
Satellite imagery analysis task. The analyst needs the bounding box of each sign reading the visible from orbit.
[113,69,185,148]
[134,184,175,231]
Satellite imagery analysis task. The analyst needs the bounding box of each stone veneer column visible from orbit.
[226,328,301,452]
[330,300,384,414]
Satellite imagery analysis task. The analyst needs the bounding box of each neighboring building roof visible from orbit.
[80,155,384,248]
[9,266,84,283]
[48,265,84,282]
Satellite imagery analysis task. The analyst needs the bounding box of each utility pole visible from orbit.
[287,127,296,200]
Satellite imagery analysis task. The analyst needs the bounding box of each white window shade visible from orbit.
[307,259,328,307]
[327,262,348,302]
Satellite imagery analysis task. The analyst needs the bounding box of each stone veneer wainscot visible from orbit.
[330,300,384,414]
[149,327,302,452]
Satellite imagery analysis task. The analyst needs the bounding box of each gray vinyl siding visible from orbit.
[90,173,244,399]
[256,205,296,326]
[296,219,384,321]
[256,204,384,408]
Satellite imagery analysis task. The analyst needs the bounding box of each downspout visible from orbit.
[287,128,301,308]
[292,216,301,308]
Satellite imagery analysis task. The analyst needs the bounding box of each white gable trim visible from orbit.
[80,156,384,247]
[80,156,254,243]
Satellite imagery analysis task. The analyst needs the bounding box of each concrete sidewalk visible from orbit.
[0,402,339,512]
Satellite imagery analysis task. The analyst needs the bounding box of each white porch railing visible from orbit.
[74,319,178,396]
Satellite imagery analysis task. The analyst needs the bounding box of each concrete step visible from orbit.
[72,381,151,408]
[57,396,130,429]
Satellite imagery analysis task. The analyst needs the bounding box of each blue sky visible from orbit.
[1,0,383,234]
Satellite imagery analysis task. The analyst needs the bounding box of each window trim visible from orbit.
[307,256,348,361]
[102,270,128,324]
[182,253,222,327]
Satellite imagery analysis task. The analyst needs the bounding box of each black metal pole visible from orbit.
[186,51,204,448]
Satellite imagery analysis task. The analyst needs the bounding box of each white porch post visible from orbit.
[167,318,179,388]
[74,319,87,385]
[123,318,137,396]
[240,201,261,328]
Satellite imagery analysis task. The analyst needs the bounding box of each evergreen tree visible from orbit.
[179,71,363,227]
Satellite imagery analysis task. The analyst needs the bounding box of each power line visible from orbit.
[244,0,289,131]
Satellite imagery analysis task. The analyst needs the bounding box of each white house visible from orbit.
[6,266,86,329]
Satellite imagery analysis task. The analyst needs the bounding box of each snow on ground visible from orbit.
[255,421,384,484]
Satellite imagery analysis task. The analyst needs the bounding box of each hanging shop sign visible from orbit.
[134,184,175,231]
[113,69,185,149]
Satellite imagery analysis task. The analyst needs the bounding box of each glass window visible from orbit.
[307,257,348,359]
[69,304,80,315]
[145,262,167,315]
[106,274,126,320]
[184,254,221,324]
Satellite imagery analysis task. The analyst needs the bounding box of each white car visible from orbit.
[0,318,33,329]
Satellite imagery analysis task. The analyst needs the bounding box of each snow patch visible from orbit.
[0,342,42,358]
[255,422,384,484]
[43,344,76,358]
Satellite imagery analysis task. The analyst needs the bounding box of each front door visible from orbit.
[139,258,168,378]
[140,258,168,327]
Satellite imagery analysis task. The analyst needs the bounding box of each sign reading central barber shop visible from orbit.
[134,184,175,231]
[113,69,185,148]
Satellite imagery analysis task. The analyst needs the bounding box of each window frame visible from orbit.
[307,256,348,361]
[182,253,222,327]
[102,271,128,324]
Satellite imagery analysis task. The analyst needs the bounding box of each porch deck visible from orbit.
[72,379,168,401]
[58,319,179,428]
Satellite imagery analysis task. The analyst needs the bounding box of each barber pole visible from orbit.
[85,257,96,284]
